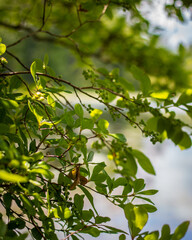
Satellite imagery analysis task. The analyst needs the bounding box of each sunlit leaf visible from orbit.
[28,100,44,126]
[30,168,54,180]
[0,43,6,56]
[63,207,72,219]
[0,170,28,182]
[98,119,109,134]
[90,109,103,120]
[150,91,169,99]
[110,133,127,143]
[30,61,37,82]
[124,203,148,237]
[144,231,159,240]
[47,95,56,108]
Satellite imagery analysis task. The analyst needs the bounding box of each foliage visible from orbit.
[0,0,192,239]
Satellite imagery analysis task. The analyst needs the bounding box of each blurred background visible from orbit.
[1,0,192,239]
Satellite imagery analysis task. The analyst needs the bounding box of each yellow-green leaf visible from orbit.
[0,43,6,56]
[124,203,148,237]
[30,61,37,82]
[150,91,169,99]
[90,109,103,120]
[144,231,159,240]
[0,170,28,182]
[63,207,72,219]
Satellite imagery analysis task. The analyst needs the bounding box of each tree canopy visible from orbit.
[0,0,192,239]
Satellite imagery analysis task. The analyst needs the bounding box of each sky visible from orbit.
[143,0,192,50]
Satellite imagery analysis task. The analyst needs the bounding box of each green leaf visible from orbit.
[87,151,94,162]
[1,98,19,109]
[0,123,9,134]
[119,76,135,91]
[97,67,109,75]
[91,173,106,182]
[90,109,103,120]
[74,194,84,214]
[134,179,145,193]
[124,203,148,237]
[98,119,109,134]
[110,133,127,143]
[178,132,192,150]
[43,54,49,68]
[10,76,22,91]
[12,218,26,230]
[29,139,36,153]
[64,111,74,127]
[78,185,98,215]
[91,162,106,181]
[63,207,72,219]
[95,216,110,224]
[44,86,66,93]
[137,189,158,195]
[82,210,94,221]
[130,65,151,96]
[113,177,128,188]
[150,91,169,99]
[145,117,158,131]
[81,118,94,130]
[132,150,155,175]
[172,221,190,240]
[177,90,192,105]
[28,100,44,126]
[160,224,171,240]
[82,227,100,237]
[3,193,12,210]
[119,234,126,240]
[144,231,159,240]
[0,43,6,56]
[124,153,138,176]
[30,168,54,180]
[75,103,84,118]
[47,95,56,108]
[30,152,44,161]
[20,194,35,215]
[71,235,80,240]
[31,227,42,240]
[103,225,128,234]
[136,196,155,205]
[30,61,37,82]
[0,170,28,183]
[0,220,7,237]
[140,204,157,213]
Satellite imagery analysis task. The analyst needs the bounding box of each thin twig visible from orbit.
[6,50,29,70]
